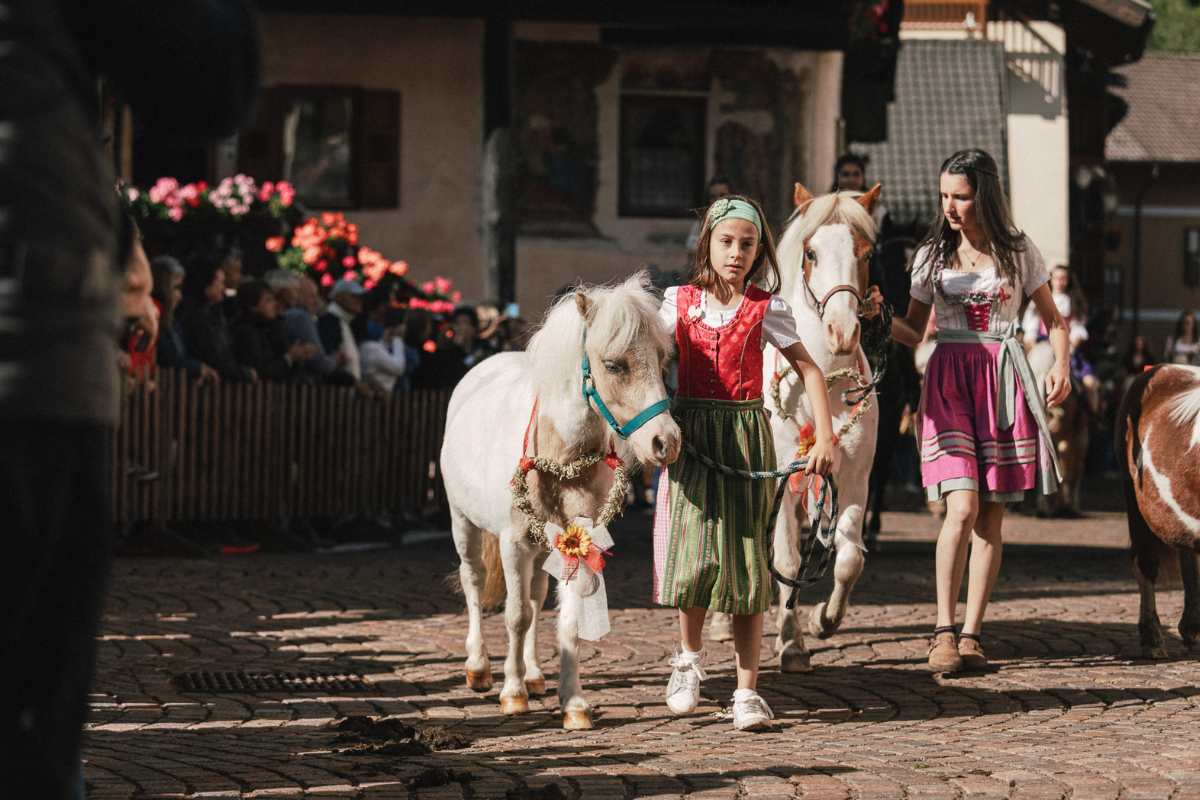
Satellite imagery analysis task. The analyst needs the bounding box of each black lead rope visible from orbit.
[680,441,840,610]
[842,300,895,407]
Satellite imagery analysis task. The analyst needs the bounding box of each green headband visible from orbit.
[707,198,761,234]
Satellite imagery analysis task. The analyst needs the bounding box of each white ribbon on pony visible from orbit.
[541,516,613,641]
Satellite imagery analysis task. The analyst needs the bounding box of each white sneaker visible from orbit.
[731,688,775,731]
[665,651,706,715]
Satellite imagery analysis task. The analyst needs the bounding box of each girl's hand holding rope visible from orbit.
[805,436,835,476]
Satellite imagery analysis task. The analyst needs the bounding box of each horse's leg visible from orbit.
[1178,547,1200,650]
[451,507,492,691]
[523,568,549,695]
[499,531,534,714]
[1124,470,1168,659]
[556,578,593,729]
[809,497,866,640]
[774,490,811,673]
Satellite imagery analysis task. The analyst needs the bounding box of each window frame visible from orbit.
[617,93,708,219]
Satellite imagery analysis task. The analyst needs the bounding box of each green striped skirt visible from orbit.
[651,397,776,615]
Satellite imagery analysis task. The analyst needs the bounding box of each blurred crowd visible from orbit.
[118,234,531,396]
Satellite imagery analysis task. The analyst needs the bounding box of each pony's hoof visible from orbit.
[562,708,594,730]
[525,676,547,696]
[779,647,813,673]
[1141,644,1169,660]
[808,602,837,639]
[465,669,493,692]
[500,694,530,715]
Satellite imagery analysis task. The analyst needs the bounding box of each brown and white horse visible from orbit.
[1116,363,1200,658]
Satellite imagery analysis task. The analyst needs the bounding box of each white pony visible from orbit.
[441,272,680,729]
[711,184,881,671]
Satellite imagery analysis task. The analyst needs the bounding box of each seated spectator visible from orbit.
[411,305,481,390]
[179,254,255,383]
[151,255,218,384]
[317,280,365,381]
[232,280,316,383]
[267,270,354,385]
[217,244,245,322]
[396,307,433,392]
[1165,310,1200,366]
[354,316,407,394]
[1126,334,1157,374]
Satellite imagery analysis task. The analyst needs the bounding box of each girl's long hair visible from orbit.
[910,148,1026,287]
[689,193,781,298]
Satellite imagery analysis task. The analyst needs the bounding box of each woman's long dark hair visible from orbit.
[690,193,781,300]
[1174,310,1198,343]
[911,148,1026,287]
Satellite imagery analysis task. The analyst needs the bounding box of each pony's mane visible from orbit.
[1167,366,1200,446]
[778,191,877,301]
[526,271,669,407]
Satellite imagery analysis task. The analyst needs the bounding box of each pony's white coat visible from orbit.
[1139,425,1200,535]
[1166,365,1200,450]
[441,273,678,726]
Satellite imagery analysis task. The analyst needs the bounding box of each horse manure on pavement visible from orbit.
[332,715,471,755]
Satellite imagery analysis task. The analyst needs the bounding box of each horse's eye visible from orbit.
[603,359,627,374]
[805,248,817,264]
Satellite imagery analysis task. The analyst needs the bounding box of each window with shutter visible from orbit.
[236,86,401,211]
[618,95,706,218]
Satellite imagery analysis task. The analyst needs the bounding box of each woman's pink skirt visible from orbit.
[919,342,1037,501]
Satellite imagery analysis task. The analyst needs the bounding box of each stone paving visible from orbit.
[85,508,1200,799]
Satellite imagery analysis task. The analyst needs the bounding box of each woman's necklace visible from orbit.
[958,240,990,272]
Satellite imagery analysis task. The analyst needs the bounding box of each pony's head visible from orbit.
[527,271,680,468]
[779,182,880,356]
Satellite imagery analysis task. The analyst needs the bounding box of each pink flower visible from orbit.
[148,177,179,204]
[364,278,377,291]
[389,260,409,277]
[320,273,334,287]
[264,236,285,253]
[167,206,184,222]
[125,187,139,202]
[434,276,452,295]
[342,270,358,282]
[422,281,435,295]
[342,256,356,268]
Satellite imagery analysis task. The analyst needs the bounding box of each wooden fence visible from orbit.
[111,368,451,525]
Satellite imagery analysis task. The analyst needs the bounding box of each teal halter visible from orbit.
[580,330,672,440]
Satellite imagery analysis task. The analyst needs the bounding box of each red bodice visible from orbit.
[675,284,770,401]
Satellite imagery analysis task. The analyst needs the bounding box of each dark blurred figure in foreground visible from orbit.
[0,2,259,795]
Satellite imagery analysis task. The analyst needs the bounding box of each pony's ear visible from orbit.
[793,182,814,208]
[574,291,593,321]
[858,183,882,214]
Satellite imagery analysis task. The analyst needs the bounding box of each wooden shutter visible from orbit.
[357,90,401,209]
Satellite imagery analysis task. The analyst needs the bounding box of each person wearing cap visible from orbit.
[317,279,364,381]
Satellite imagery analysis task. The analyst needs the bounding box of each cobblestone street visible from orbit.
[86,508,1200,799]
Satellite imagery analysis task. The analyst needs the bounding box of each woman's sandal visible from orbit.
[958,632,987,670]
[927,626,963,673]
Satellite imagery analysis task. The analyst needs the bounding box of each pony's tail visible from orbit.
[480,531,506,610]
[444,530,506,612]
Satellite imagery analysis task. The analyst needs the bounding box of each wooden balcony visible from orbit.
[903,0,988,35]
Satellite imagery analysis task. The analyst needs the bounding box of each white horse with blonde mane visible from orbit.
[711,184,881,671]
[441,272,680,729]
